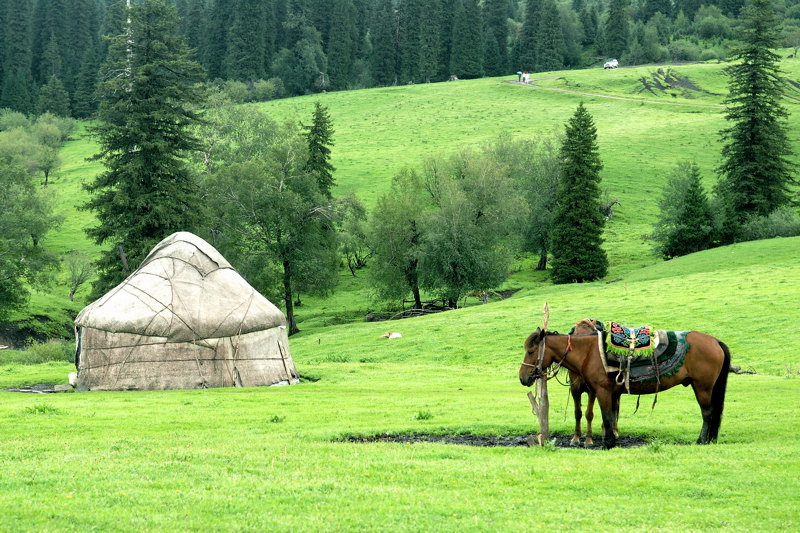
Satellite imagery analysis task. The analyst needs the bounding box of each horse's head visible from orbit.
[571,318,601,335]
[519,327,549,387]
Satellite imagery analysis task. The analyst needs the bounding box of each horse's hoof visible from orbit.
[584,440,594,448]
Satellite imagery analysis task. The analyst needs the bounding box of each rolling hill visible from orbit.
[1,58,799,531]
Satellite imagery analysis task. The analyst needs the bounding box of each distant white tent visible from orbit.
[74,232,298,391]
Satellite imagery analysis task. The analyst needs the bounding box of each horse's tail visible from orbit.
[710,340,731,441]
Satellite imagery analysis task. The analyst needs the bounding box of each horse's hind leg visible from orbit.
[570,384,583,447]
[691,382,714,444]
[584,388,596,447]
[612,393,621,438]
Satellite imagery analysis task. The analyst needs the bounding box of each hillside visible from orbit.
[13,57,800,342]
[2,60,800,532]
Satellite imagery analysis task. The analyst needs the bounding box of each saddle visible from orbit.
[579,319,690,393]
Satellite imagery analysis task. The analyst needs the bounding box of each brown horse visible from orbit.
[520,326,731,449]
[567,319,617,447]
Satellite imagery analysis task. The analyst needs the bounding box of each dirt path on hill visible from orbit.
[508,77,723,109]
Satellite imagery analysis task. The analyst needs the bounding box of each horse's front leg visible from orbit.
[596,389,617,449]
[570,383,583,447]
[611,393,621,438]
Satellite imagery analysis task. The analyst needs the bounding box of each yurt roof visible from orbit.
[75,232,285,342]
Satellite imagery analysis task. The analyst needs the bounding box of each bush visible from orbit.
[668,39,702,61]
[740,207,800,241]
[0,109,31,131]
[35,113,77,142]
[221,80,250,104]
[694,16,732,40]
[251,78,282,101]
[1,341,75,365]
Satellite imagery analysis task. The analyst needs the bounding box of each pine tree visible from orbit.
[536,0,565,71]
[417,0,442,83]
[326,0,358,90]
[716,0,796,238]
[72,48,101,118]
[397,0,423,82]
[644,0,672,21]
[305,101,336,198]
[38,75,71,117]
[437,0,457,79]
[483,0,509,76]
[225,0,268,81]
[550,103,608,284]
[370,0,398,86]
[654,162,714,258]
[604,0,629,59]
[0,0,5,85]
[204,0,234,79]
[31,0,68,86]
[449,0,484,79]
[0,1,35,114]
[580,6,598,47]
[84,0,207,297]
[517,0,542,71]
[65,0,101,102]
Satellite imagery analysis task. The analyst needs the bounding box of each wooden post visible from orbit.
[527,302,551,446]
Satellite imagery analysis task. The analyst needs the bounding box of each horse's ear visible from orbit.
[524,327,542,349]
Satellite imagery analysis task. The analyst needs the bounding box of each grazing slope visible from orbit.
[2,58,800,531]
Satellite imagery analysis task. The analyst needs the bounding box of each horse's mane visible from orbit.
[524,329,562,349]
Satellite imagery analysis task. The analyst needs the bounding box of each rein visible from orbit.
[521,333,573,381]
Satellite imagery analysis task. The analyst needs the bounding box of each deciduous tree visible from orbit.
[205,117,338,335]
[369,169,427,308]
[0,159,60,319]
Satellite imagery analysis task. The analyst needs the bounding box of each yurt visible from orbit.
[74,232,298,391]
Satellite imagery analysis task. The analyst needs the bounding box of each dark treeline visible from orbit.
[4,0,800,117]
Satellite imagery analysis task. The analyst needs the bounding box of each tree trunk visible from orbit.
[535,251,548,271]
[283,260,299,335]
[411,281,422,309]
[406,258,423,309]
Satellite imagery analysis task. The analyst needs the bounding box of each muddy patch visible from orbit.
[345,432,649,449]
[7,383,59,393]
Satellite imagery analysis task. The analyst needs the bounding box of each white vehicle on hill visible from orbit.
[604,59,619,69]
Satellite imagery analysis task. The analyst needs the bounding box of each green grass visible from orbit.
[0,364,798,530]
[2,58,800,531]
[2,235,800,530]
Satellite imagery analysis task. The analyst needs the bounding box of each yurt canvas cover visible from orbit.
[74,232,298,391]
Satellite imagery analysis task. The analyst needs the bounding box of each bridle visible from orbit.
[520,331,573,381]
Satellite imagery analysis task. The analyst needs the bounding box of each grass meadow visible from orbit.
[2,57,800,531]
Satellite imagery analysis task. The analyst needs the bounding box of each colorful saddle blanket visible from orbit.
[606,322,654,357]
[605,329,691,383]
